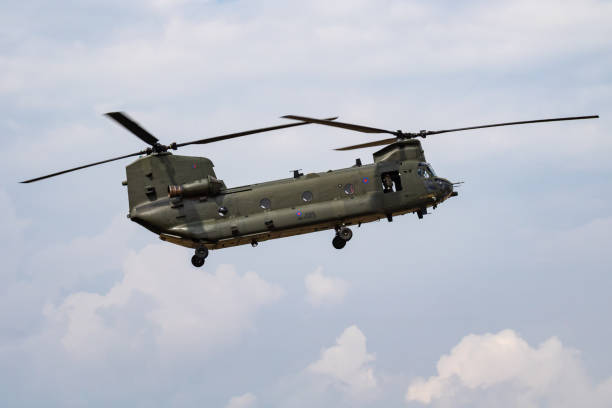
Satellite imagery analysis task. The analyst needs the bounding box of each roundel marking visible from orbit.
[362,177,369,184]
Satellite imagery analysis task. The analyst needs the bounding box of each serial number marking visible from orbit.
[300,211,316,219]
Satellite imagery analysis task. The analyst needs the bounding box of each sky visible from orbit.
[1,0,611,406]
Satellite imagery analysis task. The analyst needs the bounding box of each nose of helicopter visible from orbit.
[435,177,453,198]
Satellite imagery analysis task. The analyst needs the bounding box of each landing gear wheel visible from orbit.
[339,227,353,241]
[191,255,205,267]
[332,235,346,249]
[195,246,209,259]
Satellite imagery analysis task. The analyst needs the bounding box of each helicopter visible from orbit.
[21,112,599,267]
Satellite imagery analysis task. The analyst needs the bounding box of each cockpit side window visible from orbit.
[427,164,437,177]
[381,170,403,193]
[417,163,435,179]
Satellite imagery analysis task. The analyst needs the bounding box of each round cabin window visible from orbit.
[259,198,271,209]
[302,191,313,202]
[344,183,354,195]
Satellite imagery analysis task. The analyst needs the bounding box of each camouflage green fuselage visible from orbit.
[125,140,454,250]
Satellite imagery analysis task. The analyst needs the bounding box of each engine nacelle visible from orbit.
[168,176,223,198]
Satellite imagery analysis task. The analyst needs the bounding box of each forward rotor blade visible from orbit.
[105,112,159,146]
[20,151,144,183]
[334,137,398,151]
[282,115,397,136]
[426,115,599,136]
[175,117,338,148]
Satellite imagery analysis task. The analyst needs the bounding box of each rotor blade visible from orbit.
[20,151,144,183]
[334,137,398,151]
[282,115,398,136]
[175,117,338,148]
[105,112,159,146]
[426,115,599,136]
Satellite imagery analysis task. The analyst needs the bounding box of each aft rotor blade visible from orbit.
[105,112,159,146]
[20,151,144,183]
[334,137,398,151]
[426,115,599,136]
[282,115,397,136]
[175,117,338,147]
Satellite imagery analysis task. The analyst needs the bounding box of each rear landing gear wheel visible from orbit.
[332,235,346,249]
[191,255,205,267]
[339,227,353,241]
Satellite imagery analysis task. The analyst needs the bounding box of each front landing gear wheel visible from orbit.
[195,246,209,259]
[191,255,205,267]
[332,235,346,249]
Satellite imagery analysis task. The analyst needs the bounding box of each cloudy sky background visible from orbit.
[1,0,611,406]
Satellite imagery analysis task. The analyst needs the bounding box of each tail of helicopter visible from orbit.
[125,153,221,215]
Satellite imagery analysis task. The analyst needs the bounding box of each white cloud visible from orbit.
[3,0,609,179]
[406,329,612,407]
[305,267,348,306]
[308,325,377,398]
[44,244,284,359]
[5,0,611,98]
[225,392,257,408]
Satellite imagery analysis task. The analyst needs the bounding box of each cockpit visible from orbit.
[417,163,436,179]
[418,162,454,198]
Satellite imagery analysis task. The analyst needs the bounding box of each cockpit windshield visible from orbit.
[417,163,436,179]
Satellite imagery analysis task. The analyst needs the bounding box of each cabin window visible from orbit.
[302,191,313,202]
[344,183,354,195]
[259,198,271,209]
[218,206,228,216]
[381,171,403,193]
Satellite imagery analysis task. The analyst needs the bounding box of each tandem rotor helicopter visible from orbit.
[22,112,598,267]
